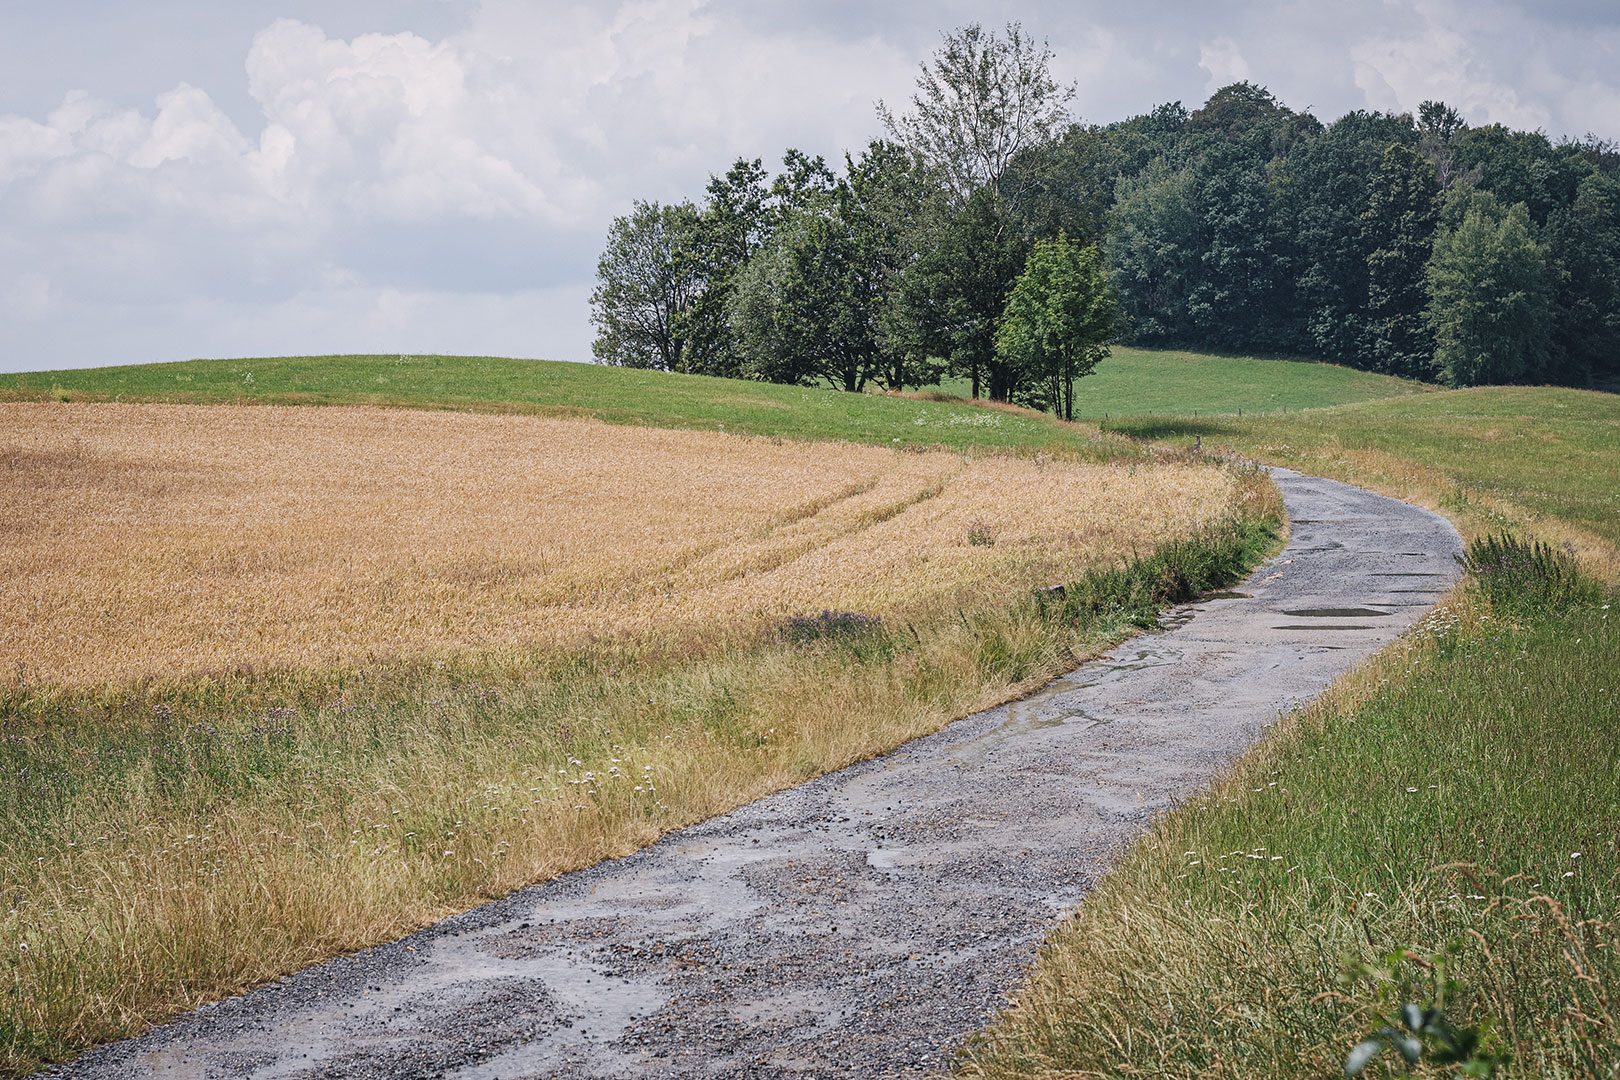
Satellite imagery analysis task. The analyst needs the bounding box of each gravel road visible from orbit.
[50,469,1462,1080]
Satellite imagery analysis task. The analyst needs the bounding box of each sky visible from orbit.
[2,1,1617,373]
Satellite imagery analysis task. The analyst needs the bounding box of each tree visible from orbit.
[997,236,1118,420]
[878,22,1073,207]
[1288,109,1417,366]
[1186,139,1298,352]
[1362,144,1440,378]
[729,141,938,393]
[590,200,708,371]
[1105,157,1200,342]
[899,187,1032,399]
[1545,170,1620,385]
[1425,194,1553,386]
[1417,100,1466,190]
[686,158,773,377]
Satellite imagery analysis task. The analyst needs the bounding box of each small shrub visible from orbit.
[50,384,70,402]
[966,521,997,547]
[776,609,883,647]
[1057,515,1279,628]
[1458,532,1600,614]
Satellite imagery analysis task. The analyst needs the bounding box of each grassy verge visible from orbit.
[962,380,1620,1079]
[0,479,1280,1075]
[962,541,1618,1079]
[1108,386,1620,556]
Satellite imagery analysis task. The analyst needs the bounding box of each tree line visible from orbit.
[591,24,1620,406]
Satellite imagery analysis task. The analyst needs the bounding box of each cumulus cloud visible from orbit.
[1199,36,1253,97]
[0,0,1617,373]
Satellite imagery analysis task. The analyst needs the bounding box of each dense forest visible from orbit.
[590,25,1620,404]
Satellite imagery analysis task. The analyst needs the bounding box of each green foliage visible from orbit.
[1344,945,1510,1077]
[1105,159,1200,343]
[1458,532,1602,614]
[1289,110,1417,368]
[1426,195,1554,386]
[897,187,1032,400]
[1545,171,1620,386]
[1056,509,1279,628]
[877,21,1073,207]
[996,235,1117,419]
[1363,144,1441,378]
[733,141,939,393]
[589,199,710,371]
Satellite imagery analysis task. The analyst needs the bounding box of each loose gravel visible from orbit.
[48,469,1462,1080]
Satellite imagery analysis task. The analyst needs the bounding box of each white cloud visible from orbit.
[0,1,1617,374]
[1199,36,1253,96]
[1350,3,1550,129]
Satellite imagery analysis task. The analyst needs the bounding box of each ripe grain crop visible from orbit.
[0,402,1270,1074]
[0,404,1232,689]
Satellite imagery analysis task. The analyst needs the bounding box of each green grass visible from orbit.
[1109,386,1620,548]
[960,376,1620,1078]
[937,346,1433,417]
[964,572,1618,1080]
[0,353,1127,459]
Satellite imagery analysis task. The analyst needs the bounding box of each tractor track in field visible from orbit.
[50,469,1462,1080]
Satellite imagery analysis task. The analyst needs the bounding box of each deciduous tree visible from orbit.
[997,235,1118,420]
[1426,194,1552,386]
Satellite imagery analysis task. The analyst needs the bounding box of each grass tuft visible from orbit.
[1459,532,1602,614]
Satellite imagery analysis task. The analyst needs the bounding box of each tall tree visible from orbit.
[997,236,1118,420]
[687,158,772,378]
[878,22,1073,207]
[1362,144,1441,378]
[1186,139,1298,352]
[900,188,1031,399]
[730,142,937,393]
[1426,194,1553,386]
[1288,109,1416,366]
[1545,170,1620,385]
[590,200,708,372]
[1105,157,1200,343]
[1417,100,1467,190]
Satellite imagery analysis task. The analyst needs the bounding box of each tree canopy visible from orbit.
[591,26,1620,401]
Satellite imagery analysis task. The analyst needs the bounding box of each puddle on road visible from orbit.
[1272,624,1378,630]
[1281,607,1391,618]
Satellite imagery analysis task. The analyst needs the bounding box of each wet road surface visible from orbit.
[52,469,1463,1079]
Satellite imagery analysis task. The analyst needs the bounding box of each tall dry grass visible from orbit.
[0,403,1270,1073]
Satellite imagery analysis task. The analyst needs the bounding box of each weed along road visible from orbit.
[58,470,1462,1080]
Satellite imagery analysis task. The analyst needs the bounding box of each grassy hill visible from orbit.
[0,345,1429,452]
[0,353,1123,459]
[943,345,1434,416]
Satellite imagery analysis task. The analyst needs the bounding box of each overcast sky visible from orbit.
[2,1,1616,374]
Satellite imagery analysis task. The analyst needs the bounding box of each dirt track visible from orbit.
[51,469,1462,1080]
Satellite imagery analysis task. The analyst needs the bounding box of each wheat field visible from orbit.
[1,403,1235,689]
[0,402,1269,1073]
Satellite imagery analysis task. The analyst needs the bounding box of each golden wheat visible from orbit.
[1,403,1236,688]
[0,402,1266,1074]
